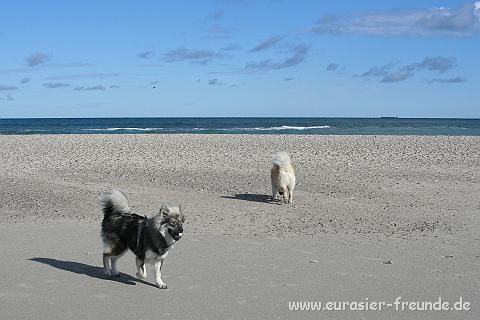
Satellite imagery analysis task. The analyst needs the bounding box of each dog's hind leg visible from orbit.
[284,193,289,204]
[135,257,147,280]
[111,256,120,277]
[110,252,125,277]
[154,259,167,289]
[271,184,278,200]
[110,249,127,277]
[103,243,126,277]
[103,253,112,277]
[287,187,293,204]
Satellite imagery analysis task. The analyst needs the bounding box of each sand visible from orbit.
[0,134,479,319]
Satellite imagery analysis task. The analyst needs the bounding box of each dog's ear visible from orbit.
[159,205,169,216]
[178,205,186,222]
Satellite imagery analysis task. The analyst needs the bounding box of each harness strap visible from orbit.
[136,219,146,251]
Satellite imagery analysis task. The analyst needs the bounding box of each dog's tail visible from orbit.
[272,152,291,167]
[100,189,130,218]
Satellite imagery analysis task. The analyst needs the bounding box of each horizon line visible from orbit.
[1,116,479,120]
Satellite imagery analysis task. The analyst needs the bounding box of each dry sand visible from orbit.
[0,134,479,319]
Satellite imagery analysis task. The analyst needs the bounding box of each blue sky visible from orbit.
[0,0,479,118]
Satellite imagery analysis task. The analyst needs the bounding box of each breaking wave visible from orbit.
[81,127,163,131]
[253,125,331,130]
[221,125,331,131]
[79,125,330,132]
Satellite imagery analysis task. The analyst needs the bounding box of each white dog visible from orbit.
[271,152,296,203]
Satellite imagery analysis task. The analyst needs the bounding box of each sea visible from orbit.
[0,117,479,136]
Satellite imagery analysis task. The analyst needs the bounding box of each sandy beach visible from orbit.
[0,134,479,319]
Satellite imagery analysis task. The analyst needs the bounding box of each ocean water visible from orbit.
[0,118,479,136]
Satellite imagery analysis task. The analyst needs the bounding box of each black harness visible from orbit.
[136,217,147,251]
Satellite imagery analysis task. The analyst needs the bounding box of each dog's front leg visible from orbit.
[154,259,167,289]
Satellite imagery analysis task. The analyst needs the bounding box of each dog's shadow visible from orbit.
[30,257,157,288]
[221,193,280,204]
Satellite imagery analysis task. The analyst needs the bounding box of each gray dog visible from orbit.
[100,190,185,288]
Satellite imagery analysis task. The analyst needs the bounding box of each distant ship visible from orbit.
[380,116,398,119]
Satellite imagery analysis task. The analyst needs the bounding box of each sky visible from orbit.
[0,0,479,118]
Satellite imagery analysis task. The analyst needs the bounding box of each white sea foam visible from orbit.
[226,125,331,131]
[256,125,331,130]
[81,127,163,131]
[79,125,330,132]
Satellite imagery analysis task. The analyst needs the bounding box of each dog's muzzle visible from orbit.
[168,229,182,241]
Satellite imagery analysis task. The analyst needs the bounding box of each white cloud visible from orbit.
[310,2,480,37]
